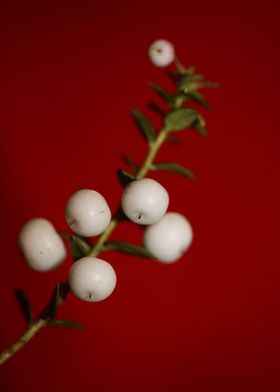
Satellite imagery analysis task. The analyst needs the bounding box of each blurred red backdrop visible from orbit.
[0,0,280,391]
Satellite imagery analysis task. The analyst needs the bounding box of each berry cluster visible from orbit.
[19,176,193,302]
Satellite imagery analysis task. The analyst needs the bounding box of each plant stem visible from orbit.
[0,319,46,366]
[0,126,168,367]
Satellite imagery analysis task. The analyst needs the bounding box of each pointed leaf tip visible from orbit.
[131,109,156,143]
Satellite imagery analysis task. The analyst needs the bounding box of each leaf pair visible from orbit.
[15,285,82,331]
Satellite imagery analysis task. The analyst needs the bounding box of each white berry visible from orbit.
[143,212,193,263]
[69,257,117,302]
[121,178,169,225]
[18,218,66,271]
[148,39,175,67]
[65,189,111,237]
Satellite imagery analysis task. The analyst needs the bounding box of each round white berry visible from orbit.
[65,189,111,237]
[121,178,169,225]
[143,212,193,263]
[148,39,175,67]
[69,256,117,302]
[18,218,66,271]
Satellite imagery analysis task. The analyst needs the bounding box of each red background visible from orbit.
[0,1,280,391]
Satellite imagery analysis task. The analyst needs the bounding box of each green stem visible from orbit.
[136,130,168,179]
[0,319,46,366]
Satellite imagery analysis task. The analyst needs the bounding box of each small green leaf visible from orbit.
[122,155,139,175]
[41,282,67,320]
[188,90,211,110]
[193,115,208,137]
[148,82,175,107]
[151,162,194,179]
[117,169,135,187]
[103,241,153,258]
[48,320,83,330]
[164,108,197,132]
[14,289,33,325]
[71,235,91,256]
[131,109,156,143]
[47,283,61,320]
[69,237,85,261]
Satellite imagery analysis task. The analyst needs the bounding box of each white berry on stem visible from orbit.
[65,189,111,237]
[143,212,193,263]
[18,218,67,272]
[69,256,117,302]
[148,39,175,67]
[121,178,169,225]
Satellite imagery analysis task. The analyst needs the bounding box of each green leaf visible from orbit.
[188,90,211,110]
[151,162,194,179]
[131,109,156,143]
[117,169,135,187]
[122,155,139,175]
[69,237,86,261]
[71,235,91,256]
[41,282,66,320]
[103,241,153,258]
[193,115,208,137]
[164,108,197,132]
[48,320,83,330]
[148,82,175,107]
[14,289,33,325]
